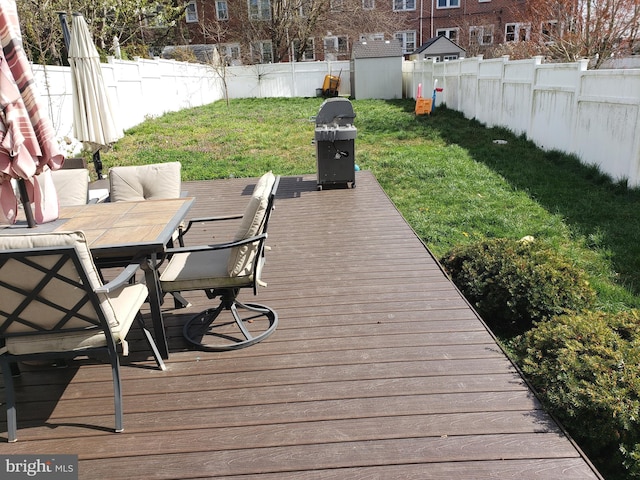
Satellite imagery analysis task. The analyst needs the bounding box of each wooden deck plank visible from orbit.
[207,459,600,480]
[77,434,583,479]
[0,172,602,479]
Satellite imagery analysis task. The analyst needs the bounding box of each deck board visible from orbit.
[0,172,602,479]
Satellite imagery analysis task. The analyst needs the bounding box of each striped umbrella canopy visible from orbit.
[0,0,63,226]
[68,13,122,153]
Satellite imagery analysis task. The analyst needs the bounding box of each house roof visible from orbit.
[352,39,403,59]
[410,35,466,56]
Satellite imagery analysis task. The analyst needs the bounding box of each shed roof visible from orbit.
[410,35,466,56]
[352,39,403,59]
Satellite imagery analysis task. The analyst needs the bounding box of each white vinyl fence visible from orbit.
[404,56,640,187]
[34,55,640,187]
[33,57,349,141]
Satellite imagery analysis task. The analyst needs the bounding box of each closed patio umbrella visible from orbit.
[68,13,123,178]
[0,0,63,227]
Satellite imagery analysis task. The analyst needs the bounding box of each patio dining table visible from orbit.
[0,197,195,359]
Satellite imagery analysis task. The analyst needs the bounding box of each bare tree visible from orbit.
[198,16,232,105]
[287,0,328,61]
[323,0,408,39]
[16,0,67,65]
[521,0,640,67]
[16,0,184,64]
[231,0,408,64]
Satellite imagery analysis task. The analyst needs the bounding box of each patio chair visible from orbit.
[108,161,189,307]
[51,168,91,206]
[159,172,279,351]
[108,162,182,202]
[0,231,166,442]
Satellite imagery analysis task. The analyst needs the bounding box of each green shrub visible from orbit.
[440,237,596,336]
[514,310,640,478]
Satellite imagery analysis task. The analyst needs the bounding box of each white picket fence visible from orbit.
[34,55,640,187]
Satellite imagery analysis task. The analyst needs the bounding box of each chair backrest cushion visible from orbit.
[109,162,181,202]
[227,171,275,277]
[51,168,90,206]
[0,231,120,329]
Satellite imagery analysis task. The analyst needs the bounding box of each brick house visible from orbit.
[180,0,528,64]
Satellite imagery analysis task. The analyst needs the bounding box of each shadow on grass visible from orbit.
[417,104,640,298]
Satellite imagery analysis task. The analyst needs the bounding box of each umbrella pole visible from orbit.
[17,179,36,228]
[57,12,71,52]
[93,150,104,179]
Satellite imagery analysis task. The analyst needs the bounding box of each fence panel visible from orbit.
[574,70,640,184]
[501,57,542,135]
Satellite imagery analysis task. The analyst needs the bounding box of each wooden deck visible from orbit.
[1,172,602,479]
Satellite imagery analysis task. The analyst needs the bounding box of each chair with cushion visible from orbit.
[51,168,91,206]
[159,172,279,351]
[0,231,166,442]
[108,161,188,306]
[108,162,182,202]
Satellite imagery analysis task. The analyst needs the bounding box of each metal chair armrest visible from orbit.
[179,213,244,238]
[165,233,267,256]
[95,263,142,294]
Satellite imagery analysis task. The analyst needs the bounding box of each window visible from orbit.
[541,20,559,43]
[505,23,530,42]
[251,40,273,63]
[360,33,385,41]
[220,43,241,65]
[216,1,229,20]
[363,0,375,9]
[469,25,493,45]
[293,38,315,61]
[248,0,271,20]
[393,0,416,11]
[437,0,459,8]
[394,31,416,53]
[185,1,198,23]
[443,54,459,61]
[436,28,459,43]
[323,35,348,60]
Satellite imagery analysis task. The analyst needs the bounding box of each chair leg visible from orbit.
[171,292,191,309]
[109,353,124,433]
[137,315,167,371]
[1,359,18,442]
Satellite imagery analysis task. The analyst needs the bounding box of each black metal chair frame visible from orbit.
[0,245,165,442]
[162,175,280,352]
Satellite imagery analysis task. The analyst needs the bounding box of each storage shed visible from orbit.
[350,39,403,100]
[409,35,466,62]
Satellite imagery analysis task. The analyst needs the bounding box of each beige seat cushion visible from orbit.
[227,171,275,277]
[0,232,145,331]
[109,162,181,202]
[160,248,253,293]
[51,169,90,206]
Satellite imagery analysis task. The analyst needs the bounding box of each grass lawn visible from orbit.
[102,97,640,312]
